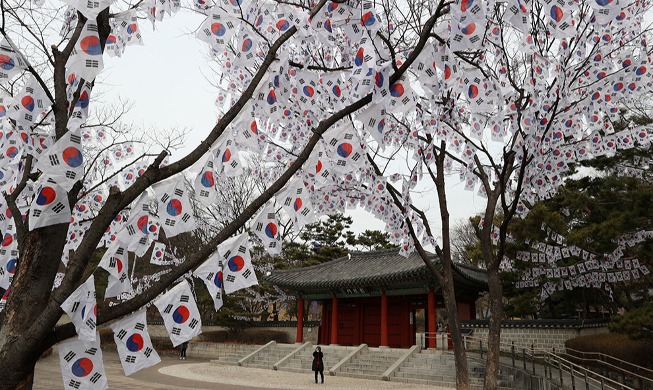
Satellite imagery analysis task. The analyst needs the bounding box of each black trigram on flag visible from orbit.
[172,327,181,336]
[68,379,81,389]
[64,351,77,362]
[125,355,137,363]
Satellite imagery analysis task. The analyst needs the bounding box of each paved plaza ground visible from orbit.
[34,348,451,390]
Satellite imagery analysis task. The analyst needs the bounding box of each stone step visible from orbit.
[336,371,381,381]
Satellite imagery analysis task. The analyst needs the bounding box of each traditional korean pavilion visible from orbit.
[266,249,488,349]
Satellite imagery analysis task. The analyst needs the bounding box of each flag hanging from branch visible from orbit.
[110,309,161,376]
[58,335,108,390]
[35,127,84,191]
[0,39,27,83]
[153,280,202,347]
[153,179,196,238]
[67,21,104,82]
[276,179,314,228]
[28,178,71,231]
[251,204,282,255]
[193,252,224,311]
[98,241,128,280]
[193,154,217,205]
[8,76,52,126]
[218,232,258,294]
[150,241,166,265]
[60,276,97,342]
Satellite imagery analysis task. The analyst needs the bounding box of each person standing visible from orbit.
[312,346,324,384]
[180,341,189,360]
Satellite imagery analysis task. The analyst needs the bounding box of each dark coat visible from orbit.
[312,351,324,371]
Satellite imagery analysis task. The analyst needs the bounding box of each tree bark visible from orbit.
[0,225,69,390]
[483,266,504,390]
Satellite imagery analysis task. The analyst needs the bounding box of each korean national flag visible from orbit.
[276,179,314,228]
[8,75,52,126]
[111,309,161,376]
[35,127,84,191]
[60,276,97,343]
[58,335,108,390]
[153,179,196,238]
[105,267,132,299]
[0,39,27,82]
[322,123,363,173]
[154,280,202,347]
[67,21,104,82]
[218,233,258,294]
[0,249,18,290]
[251,204,282,255]
[150,242,166,265]
[193,252,224,311]
[28,178,71,231]
[193,154,218,206]
[98,241,128,280]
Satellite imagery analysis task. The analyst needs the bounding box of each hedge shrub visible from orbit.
[565,333,653,370]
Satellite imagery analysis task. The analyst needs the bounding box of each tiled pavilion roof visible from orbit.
[265,248,488,296]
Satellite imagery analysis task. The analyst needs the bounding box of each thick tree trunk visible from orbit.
[0,225,69,390]
[483,267,503,390]
[441,274,471,390]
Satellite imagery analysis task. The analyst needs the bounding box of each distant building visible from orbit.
[266,249,488,348]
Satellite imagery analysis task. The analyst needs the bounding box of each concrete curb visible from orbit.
[273,342,311,370]
[381,345,420,381]
[238,340,275,366]
[329,344,367,376]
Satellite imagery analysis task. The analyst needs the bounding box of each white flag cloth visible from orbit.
[8,75,52,126]
[115,193,151,249]
[28,178,71,231]
[0,39,27,82]
[67,21,104,82]
[35,128,84,191]
[251,204,281,255]
[58,335,108,390]
[110,309,161,376]
[153,280,202,347]
[193,252,224,311]
[322,124,363,173]
[150,241,166,265]
[60,276,97,342]
[276,179,314,228]
[193,154,218,205]
[0,249,18,290]
[98,241,128,279]
[218,233,258,294]
[105,268,132,299]
[153,179,196,238]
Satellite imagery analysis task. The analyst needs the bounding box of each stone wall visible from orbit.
[459,319,610,352]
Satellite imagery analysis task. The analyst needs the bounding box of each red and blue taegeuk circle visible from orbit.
[172,305,190,324]
[166,199,183,217]
[228,255,245,272]
[62,147,83,168]
[71,357,94,377]
[126,333,144,352]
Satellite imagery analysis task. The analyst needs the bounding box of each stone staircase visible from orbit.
[194,343,259,365]
[203,342,525,389]
[241,342,299,369]
[336,347,405,380]
[277,345,356,373]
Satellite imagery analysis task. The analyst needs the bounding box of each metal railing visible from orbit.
[443,333,646,390]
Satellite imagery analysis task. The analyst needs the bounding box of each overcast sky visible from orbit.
[97,9,488,237]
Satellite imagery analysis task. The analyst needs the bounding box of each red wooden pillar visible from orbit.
[330,293,339,345]
[427,287,437,349]
[296,297,304,343]
[380,290,388,347]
